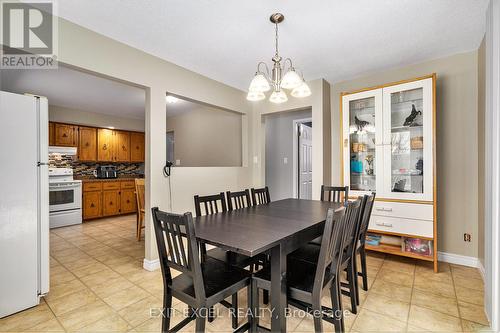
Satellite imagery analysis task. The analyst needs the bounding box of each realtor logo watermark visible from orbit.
[1,0,58,69]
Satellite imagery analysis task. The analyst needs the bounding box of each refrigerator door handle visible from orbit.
[37,162,49,166]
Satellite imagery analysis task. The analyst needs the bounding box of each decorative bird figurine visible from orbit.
[355,115,370,132]
[403,104,422,127]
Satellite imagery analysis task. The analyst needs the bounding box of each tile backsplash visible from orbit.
[49,153,144,177]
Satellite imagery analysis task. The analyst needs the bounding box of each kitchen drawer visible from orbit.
[121,180,135,189]
[102,182,121,190]
[369,215,434,238]
[372,201,433,221]
[83,182,102,192]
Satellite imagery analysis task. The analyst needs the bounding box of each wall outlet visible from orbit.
[463,233,472,242]
[253,156,258,164]
[283,157,288,164]
[175,159,181,166]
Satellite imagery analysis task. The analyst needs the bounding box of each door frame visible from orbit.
[292,117,313,199]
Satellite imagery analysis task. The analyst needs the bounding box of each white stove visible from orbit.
[49,168,82,228]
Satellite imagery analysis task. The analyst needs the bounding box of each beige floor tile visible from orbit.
[71,261,109,278]
[458,301,489,326]
[79,268,121,287]
[25,317,65,332]
[351,309,407,332]
[414,276,456,298]
[43,278,87,302]
[456,286,484,306]
[117,296,162,328]
[408,305,462,332]
[50,270,77,286]
[381,258,416,274]
[90,276,136,299]
[411,289,459,317]
[103,285,150,310]
[77,313,132,332]
[451,265,483,280]
[361,293,410,322]
[376,268,414,287]
[454,276,484,292]
[0,303,55,332]
[45,288,99,316]
[461,319,492,332]
[369,278,412,302]
[57,299,115,331]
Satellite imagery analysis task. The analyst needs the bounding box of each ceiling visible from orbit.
[56,0,489,91]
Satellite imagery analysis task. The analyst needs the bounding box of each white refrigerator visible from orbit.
[0,91,49,318]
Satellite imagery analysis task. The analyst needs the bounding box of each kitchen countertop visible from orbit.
[76,175,144,182]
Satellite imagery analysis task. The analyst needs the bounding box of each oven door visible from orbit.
[49,182,82,212]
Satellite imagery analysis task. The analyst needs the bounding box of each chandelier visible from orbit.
[247,13,311,103]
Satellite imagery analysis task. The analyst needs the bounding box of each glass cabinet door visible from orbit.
[343,89,382,195]
[383,78,433,201]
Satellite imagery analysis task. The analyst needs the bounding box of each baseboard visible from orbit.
[438,251,480,268]
[478,261,486,283]
[143,258,160,271]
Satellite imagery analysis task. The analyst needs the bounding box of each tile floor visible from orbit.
[0,214,491,332]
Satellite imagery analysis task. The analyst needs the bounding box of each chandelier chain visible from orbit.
[274,23,279,59]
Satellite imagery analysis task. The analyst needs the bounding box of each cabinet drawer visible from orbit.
[121,180,135,189]
[83,182,102,192]
[102,182,120,190]
[372,201,433,221]
[369,215,434,238]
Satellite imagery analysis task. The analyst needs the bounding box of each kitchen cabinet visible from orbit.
[130,132,145,162]
[102,189,121,216]
[54,123,78,147]
[49,122,55,145]
[114,130,130,162]
[341,74,437,271]
[120,189,136,214]
[97,128,115,162]
[78,126,97,161]
[83,191,101,220]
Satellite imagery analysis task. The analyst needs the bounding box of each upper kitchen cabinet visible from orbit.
[114,130,130,162]
[54,123,78,147]
[97,128,115,162]
[130,132,145,162]
[49,122,55,145]
[78,126,97,161]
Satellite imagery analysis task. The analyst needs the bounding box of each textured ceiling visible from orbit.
[56,0,488,91]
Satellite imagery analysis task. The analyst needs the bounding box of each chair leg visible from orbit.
[208,305,214,323]
[136,215,141,241]
[352,255,360,306]
[312,300,323,333]
[347,265,357,314]
[231,293,238,329]
[360,247,368,291]
[263,289,269,305]
[195,312,206,332]
[330,278,344,333]
[162,287,172,333]
[250,279,259,331]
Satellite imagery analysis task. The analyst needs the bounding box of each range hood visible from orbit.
[48,146,77,155]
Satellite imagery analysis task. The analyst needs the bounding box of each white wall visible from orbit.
[265,109,312,200]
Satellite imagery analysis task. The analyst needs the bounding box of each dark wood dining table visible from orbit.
[193,198,343,333]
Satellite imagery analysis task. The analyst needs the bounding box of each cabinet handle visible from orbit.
[126,200,130,203]
[103,144,107,150]
[109,201,113,205]
[122,145,126,150]
[376,207,393,212]
[90,203,95,208]
[376,222,393,227]
[62,133,67,137]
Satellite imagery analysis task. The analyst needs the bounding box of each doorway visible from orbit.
[295,120,313,199]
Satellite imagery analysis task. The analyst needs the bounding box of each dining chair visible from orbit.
[355,192,376,292]
[151,207,251,333]
[251,186,271,206]
[251,206,347,332]
[134,178,145,241]
[321,185,349,203]
[226,189,252,211]
[193,192,251,328]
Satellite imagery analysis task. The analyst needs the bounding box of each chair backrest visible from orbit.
[226,189,252,211]
[251,186,271,206]
[320,185,349,203]
[135,178,145,211]
[339,197,364,262]
[151,207,205,298]
[312,207,346,295]
[357,192,376,246]
[193,192,227,217]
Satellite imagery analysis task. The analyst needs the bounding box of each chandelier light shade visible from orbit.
[269,90,288,104]
[246,13,310,104]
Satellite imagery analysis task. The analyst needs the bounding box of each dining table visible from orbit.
[193,198,344,333]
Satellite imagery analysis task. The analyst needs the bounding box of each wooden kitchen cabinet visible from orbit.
[78,126,97,161]
[83,191,102,220]
[102,190,121,216]
[114,130,130,162]
[54,123,78,147]
[49,122,55,145]
[97,128,115,162]
[120,189,136,214]
[130,132,145,162]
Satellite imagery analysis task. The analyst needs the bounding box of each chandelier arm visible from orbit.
[257,61,271,80]
[283,58,294,73]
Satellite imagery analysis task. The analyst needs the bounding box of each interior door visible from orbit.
[298,123,313,200]
[382,78,433,201]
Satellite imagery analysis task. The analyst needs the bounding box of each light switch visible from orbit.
[283,157,288,164]
[176,159,181,166]
[253,156,258,164]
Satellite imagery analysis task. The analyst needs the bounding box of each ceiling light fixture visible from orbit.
[166,95,178,104]
[247,13,311,104]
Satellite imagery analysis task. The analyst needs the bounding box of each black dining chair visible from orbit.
[251,206,347,332]
[321,185,349,203]
[251,186,271,206]
[355,192,376,292]
[226,189,252,211]
[151,207,251,333]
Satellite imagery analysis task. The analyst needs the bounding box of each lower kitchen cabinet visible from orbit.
[120,189,137,214]
[83,191,102,220]
[102,190,121,216]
